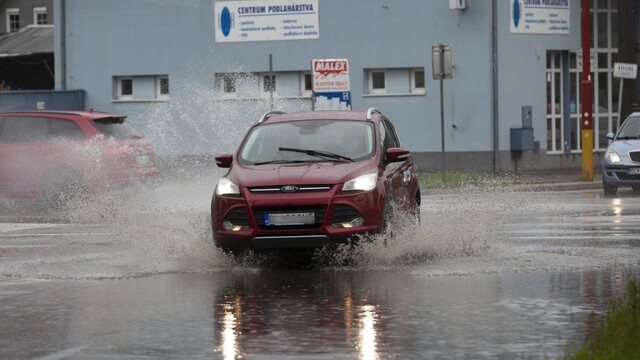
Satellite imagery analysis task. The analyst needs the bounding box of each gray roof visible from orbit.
[0,25,53,57]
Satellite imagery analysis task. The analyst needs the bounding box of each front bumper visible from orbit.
[602,164,640,186]
[211,187,383,252]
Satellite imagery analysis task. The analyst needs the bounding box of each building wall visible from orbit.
[54,0,584,172]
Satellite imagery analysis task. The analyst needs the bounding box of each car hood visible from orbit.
[609,139,640,154]
[227,161,377,187]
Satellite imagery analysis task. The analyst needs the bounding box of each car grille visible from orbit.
[330,205,362,223]
[253,205,327,229]
[615,172,640,181]
[629,151,640,163]
[249,185,332,194]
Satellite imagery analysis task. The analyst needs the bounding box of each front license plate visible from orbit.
[629,168,640,175]
[265,212,315,226]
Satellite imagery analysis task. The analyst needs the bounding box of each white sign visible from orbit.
[312,59,350,92]
[215,0,319,43]
[510,0,570,34]
[613,62,638,79]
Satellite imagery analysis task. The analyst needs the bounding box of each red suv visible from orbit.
[0,110,158,206]
[211,108,420,253]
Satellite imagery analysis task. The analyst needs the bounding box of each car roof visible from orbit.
[258,109,383,125]
[0,110,126,120]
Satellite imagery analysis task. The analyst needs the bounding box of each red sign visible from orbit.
[312,59,350,92]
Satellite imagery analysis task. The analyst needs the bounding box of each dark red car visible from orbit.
[0,110,158,206]
[211,108,420,253]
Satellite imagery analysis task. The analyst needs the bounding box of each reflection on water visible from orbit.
[1,269,639,359]
[220,300,241,360]
[358,305,378,360]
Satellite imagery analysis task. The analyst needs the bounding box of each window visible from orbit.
[367,70,386,94]
[6,8,20,33]
[156,76,169,99]
[49,119,84,141]
[301,72,313,96]
[262,74,276,95]
[117,78,133,100]
[219,73,237,95]
[0,116,48,143]
[33,7,47,25]
[411,69,425,94]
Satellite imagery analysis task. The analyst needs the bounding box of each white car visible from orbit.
[602,111,640,196]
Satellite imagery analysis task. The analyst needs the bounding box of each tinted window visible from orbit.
[92,117,143,139]
[0,116,48,143]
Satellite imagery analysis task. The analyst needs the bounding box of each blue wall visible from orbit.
[54,0,580,170]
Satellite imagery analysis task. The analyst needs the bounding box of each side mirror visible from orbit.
[386,147,411,163]
[606,132,615,142]
[215,154,233,168]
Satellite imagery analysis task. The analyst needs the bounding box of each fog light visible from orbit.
[222,221,248,231]
[332,217,364,229]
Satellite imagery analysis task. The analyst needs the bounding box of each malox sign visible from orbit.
[312,59,350,92]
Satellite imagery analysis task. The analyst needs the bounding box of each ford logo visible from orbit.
[281,185,299,193]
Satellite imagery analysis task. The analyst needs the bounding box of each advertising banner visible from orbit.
[510,0,570,34]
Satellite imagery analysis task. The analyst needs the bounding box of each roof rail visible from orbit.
[366,107,382,121]
[258,110,286,124]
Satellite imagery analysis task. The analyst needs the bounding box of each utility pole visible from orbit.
[581,0,593,182]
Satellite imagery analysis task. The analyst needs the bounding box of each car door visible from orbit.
[380,118,413,210]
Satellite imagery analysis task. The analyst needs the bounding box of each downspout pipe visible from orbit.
[60,0,67,90]
[492,0,499,173]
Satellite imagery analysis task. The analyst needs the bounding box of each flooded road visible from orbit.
[1,173,640,359]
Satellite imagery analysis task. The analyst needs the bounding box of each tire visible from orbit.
[602,177,618,197]
[381,201,394,245]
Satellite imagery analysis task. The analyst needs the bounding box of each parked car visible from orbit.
[211,108,421,254]
[602,111,640,196]
[0,110,159,206]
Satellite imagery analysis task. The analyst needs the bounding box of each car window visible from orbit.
[380,119,400,152]
[92,117,143,140]
[617,116,640,139]
[239,120,375,164]
[0,116,48,143]
[50,118,85,141]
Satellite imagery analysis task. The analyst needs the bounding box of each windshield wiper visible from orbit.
[618,136,640,140]
[253,159,308,166]
[278,147,354,162]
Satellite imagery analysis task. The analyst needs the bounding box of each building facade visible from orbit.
[1,0,52,35]
[52,0,637,172]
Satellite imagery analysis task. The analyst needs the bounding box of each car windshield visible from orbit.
[239,120,375,165]
[616,116,640,140]
[92,117,143,140]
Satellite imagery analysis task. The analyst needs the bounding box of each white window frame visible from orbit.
[33,6,47,25]
[116,77,133,100]
[367,70,386,94]
[261,73,277,96]
[300,72,312,97]
[156,75,169,100]
[411,68,426,94]
[6,8,20,33]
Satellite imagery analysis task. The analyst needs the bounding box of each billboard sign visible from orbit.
[312,59,350,92]
[510,0,570,34]
[215,0,319,43]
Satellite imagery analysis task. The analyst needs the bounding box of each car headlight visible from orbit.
[216,177,240,196]
[605,149,621,164]
[342,172,378,192]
